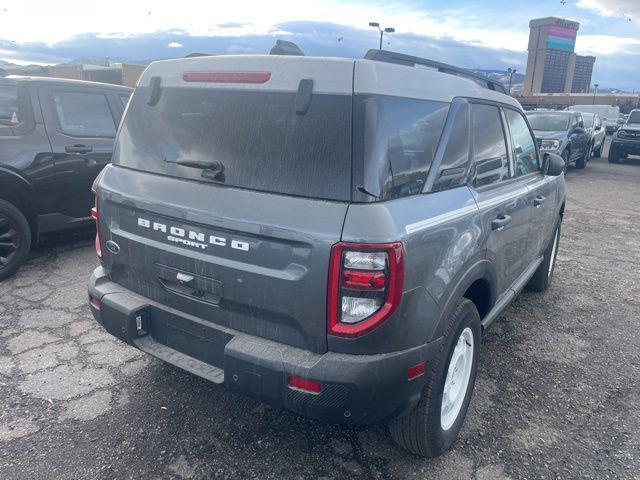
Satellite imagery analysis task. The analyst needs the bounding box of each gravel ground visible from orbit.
[1,139,639,479]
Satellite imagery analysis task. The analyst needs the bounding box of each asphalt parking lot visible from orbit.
[1,139,639,480]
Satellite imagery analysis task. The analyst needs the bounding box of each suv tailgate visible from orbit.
[99,166,348,354]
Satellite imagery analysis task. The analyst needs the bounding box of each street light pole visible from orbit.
[593,83,599,105]
[507,67,517,96]
[369,22,395,49]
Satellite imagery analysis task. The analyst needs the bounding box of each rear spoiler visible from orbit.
[364,49,508,95]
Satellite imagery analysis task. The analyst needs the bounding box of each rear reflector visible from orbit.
[90,296,101,309]
[407,362,426,381]
[288,376,322,394]
[182,71,272,84]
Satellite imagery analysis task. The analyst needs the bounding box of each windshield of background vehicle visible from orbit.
[527,114,570,132]
[628,111,640,124]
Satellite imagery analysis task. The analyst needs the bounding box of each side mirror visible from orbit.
[544,153,565,176]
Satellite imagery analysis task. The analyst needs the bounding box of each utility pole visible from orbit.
[507,67,517,95]
[369,22,395,49]
[593,83,599,105]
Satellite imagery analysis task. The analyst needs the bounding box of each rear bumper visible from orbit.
[612,139,640,156]
[88,267,441,425]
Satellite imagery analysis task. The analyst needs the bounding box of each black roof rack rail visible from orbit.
[364,49,507,95]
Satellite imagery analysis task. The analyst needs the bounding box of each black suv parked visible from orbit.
[526,110,591,169]
[609,109,640,163]
[0,76,131,279]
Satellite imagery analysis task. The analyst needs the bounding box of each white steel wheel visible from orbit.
[548,228,560,278]
[441,327,474,431]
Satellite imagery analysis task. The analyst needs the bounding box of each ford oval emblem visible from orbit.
[106,240,120,254]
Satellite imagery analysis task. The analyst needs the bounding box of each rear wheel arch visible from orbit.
[431,259,497,340]
[0,171,38,242]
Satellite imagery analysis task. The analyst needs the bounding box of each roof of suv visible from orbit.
[139,55,521,109]
[0,75,132,91]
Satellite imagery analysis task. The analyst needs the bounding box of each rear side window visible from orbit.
[433,103,470,192]
[53,91,116,137]
[471,104,509,188]
[115,87,352,201]
[505,109,539,176]
[354,95,449,200]
[0,86,20,126]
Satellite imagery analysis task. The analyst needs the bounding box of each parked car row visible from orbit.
[0,76,131,279]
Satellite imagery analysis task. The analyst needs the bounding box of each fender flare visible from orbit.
[0,166,38,238]
[429,256,498,341]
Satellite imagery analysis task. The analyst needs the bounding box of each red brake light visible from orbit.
[288,376,322,394]
[182,71,272,84]
[92,189,102,261]
[328,242,404,338]
[342,270,386,290]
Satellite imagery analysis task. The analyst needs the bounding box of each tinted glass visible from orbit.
[628,111,640,124]
[506,109,539,177]
[582,115,594,128]
[355,95,449,200]
[471,104,509,188]
[53,91,116,137]
[527,114,570,131]
[0,86,20,126]
[433,103,470,191]
[115,87,352,201]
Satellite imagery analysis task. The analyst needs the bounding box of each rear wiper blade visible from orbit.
[166,158,226,182]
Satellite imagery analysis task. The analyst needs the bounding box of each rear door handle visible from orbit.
[491,214,512,231]
[534,195,546,207]
[65,144,93,154]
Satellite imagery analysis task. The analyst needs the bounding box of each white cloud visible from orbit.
[167,41,184,48]
[0,1,529,52]
[577,34,640,56]
[577,0,640,21]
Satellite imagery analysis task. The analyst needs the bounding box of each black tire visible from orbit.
[0,199,31,281]
[389,298,481,457]
[608,144,619,163]
[575,145,589,169]
[593,143,601,158]
[526,218,561,292]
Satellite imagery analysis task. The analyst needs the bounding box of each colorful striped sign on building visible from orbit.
[546,26,576,52]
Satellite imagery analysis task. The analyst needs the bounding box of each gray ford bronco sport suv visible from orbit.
[88,48,566,457]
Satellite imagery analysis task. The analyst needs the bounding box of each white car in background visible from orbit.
[582,113,606,157]
[566,105,620,134]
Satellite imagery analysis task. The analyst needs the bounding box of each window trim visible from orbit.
[501,106,542,179]
[48,88,118,139]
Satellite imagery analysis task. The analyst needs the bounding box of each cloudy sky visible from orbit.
[0,0,638,90]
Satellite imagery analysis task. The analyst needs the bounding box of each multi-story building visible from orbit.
[571,55,596,93]
[524,17,595,95]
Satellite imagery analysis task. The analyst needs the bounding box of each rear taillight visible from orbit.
[91,189,102,262]
[328,242,404,338]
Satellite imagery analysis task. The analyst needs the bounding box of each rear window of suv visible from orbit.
[0,85,20,126]
[114,86,352,201]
